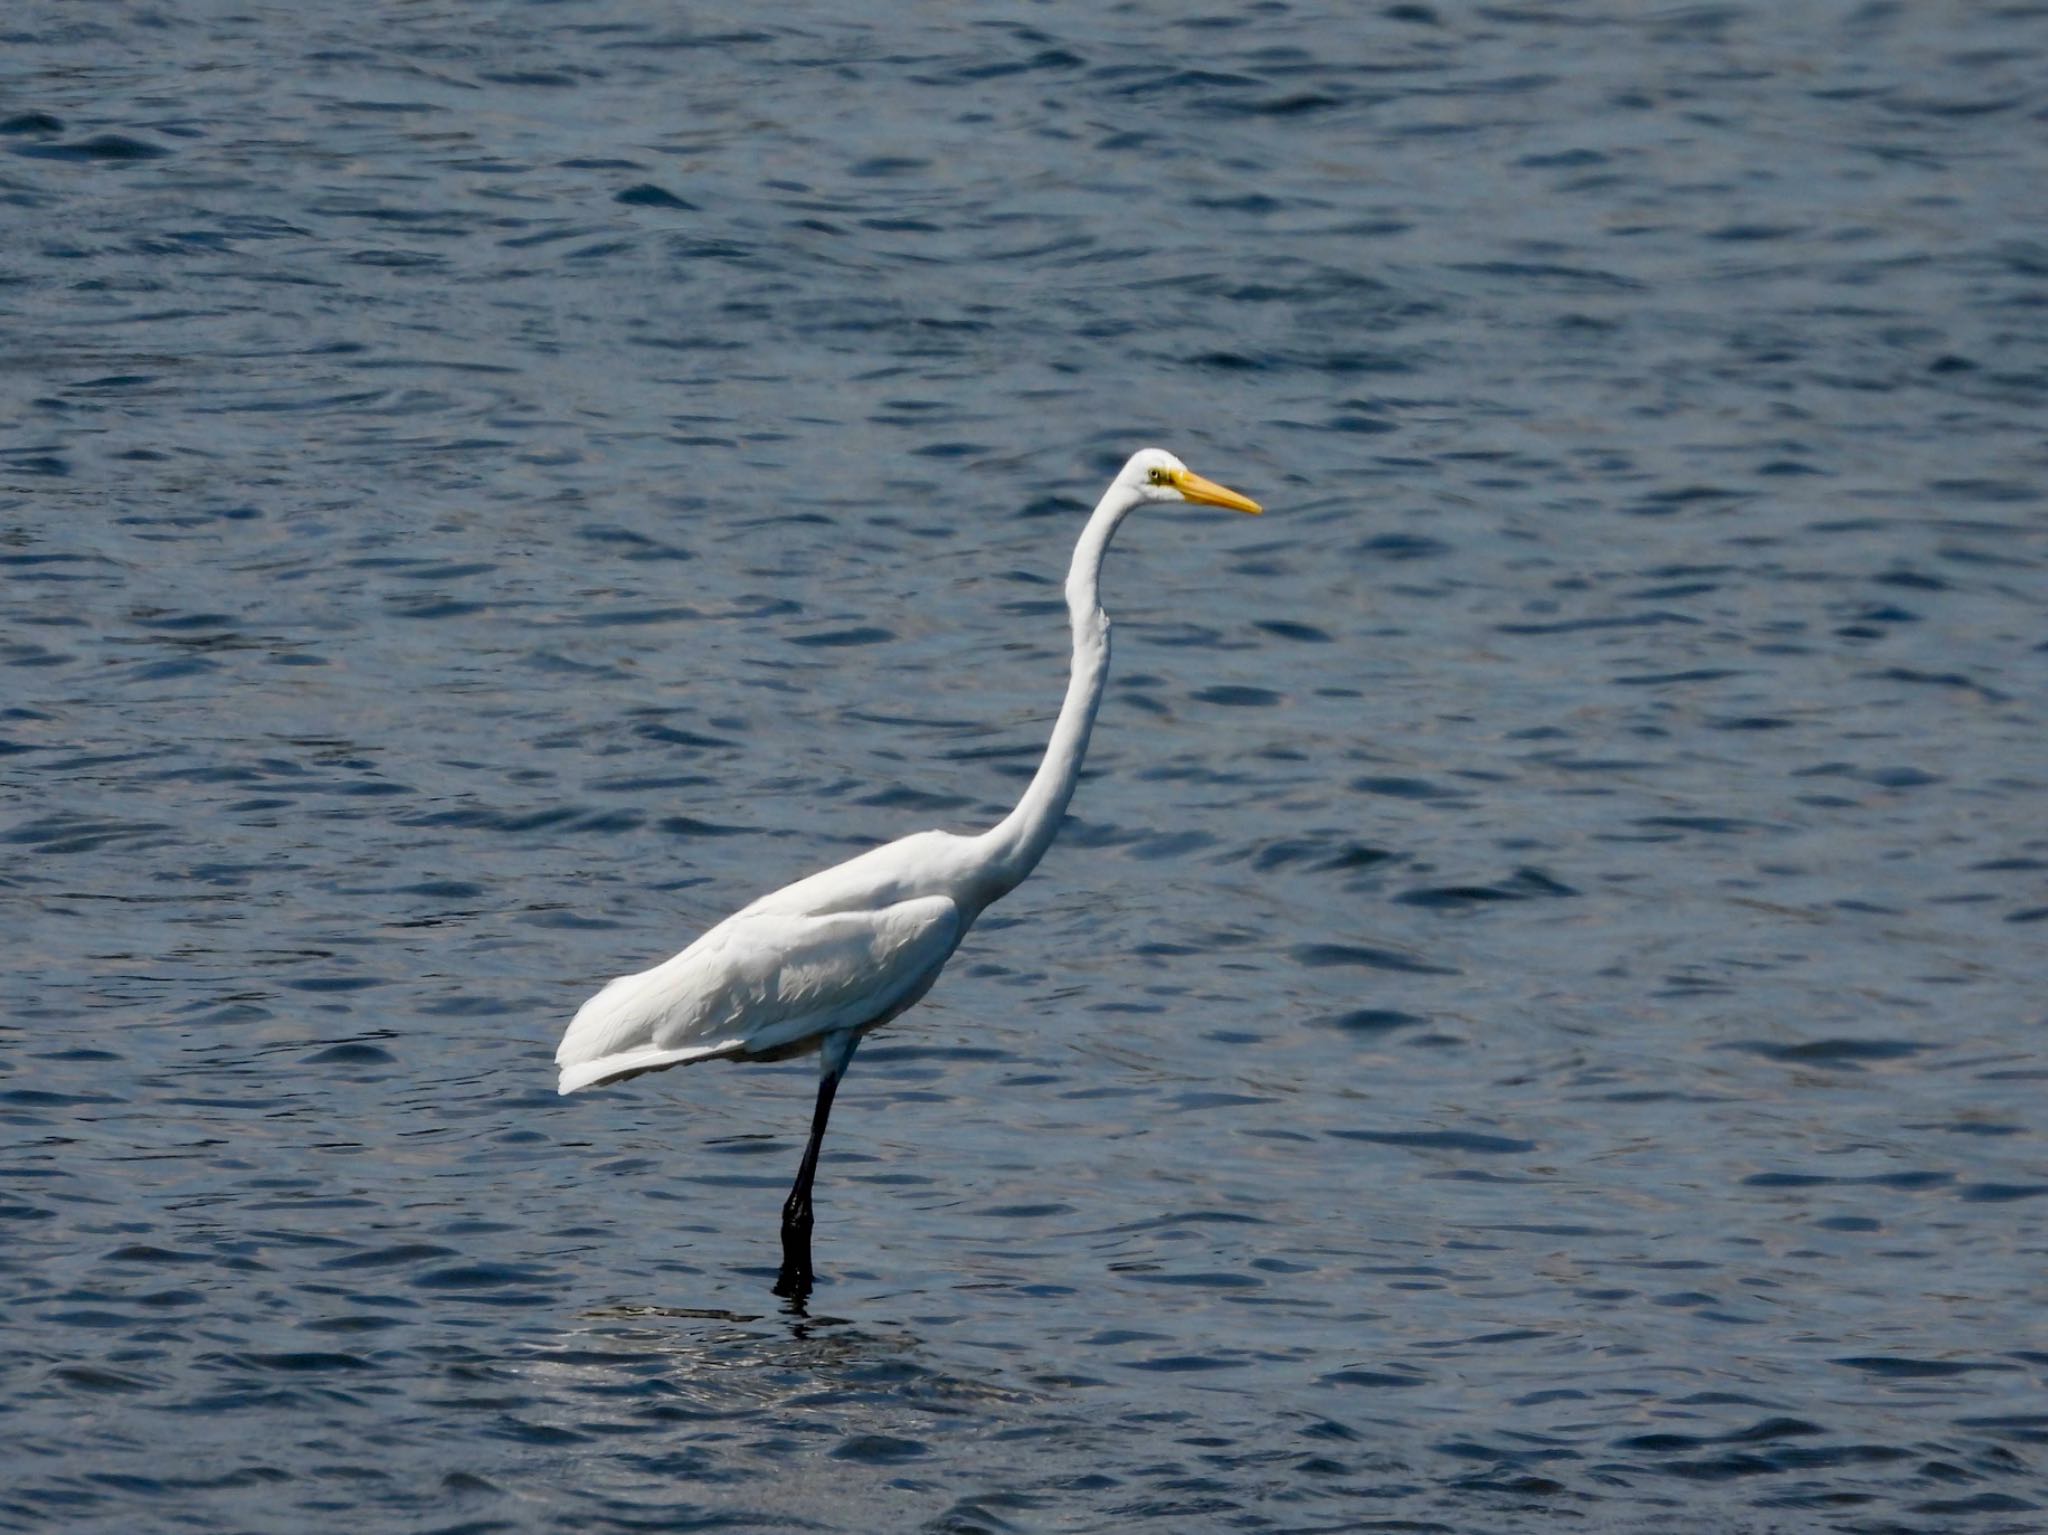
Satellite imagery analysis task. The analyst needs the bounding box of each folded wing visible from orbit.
[556,895,962,1094]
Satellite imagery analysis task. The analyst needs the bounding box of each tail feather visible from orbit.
[555,966,737,1094]
[557,1040,737,1095]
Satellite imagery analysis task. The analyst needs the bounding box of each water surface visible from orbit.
[3,2,2045,1530]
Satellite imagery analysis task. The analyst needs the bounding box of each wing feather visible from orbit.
[556,895,961,1094]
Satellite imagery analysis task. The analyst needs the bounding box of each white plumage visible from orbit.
[557,895,962,1093]
[553,449,1263,1294]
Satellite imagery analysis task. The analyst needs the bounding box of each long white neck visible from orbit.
[971,477,1144,902]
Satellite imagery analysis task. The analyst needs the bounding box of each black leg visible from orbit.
[773,1066,843,1299]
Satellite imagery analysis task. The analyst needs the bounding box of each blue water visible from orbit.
[4,2,2046,1530]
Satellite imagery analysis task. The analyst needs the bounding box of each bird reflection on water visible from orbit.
[523,1303,1031,1457]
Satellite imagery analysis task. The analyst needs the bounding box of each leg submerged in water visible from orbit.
[774,1031,858,1298]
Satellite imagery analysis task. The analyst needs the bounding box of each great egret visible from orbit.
[556,448,1263,1295]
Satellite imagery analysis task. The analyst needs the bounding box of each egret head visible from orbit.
[1121,448,1263,514]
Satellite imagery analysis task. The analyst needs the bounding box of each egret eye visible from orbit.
[1147,468,1169,486]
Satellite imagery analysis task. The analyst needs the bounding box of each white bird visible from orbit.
[556,448,1263,1294]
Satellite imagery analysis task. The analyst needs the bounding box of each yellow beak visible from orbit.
[1167,467,1262,515]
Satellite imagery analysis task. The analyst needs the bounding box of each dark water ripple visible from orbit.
[4,0,2047,1531]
